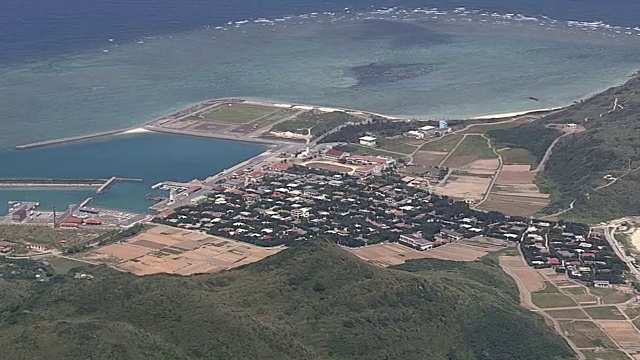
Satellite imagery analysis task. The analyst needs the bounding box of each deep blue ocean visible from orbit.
[1,0,639,214]
[2,0,638,64]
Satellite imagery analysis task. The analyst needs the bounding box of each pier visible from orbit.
[14,129,129,150]
[96,177,143,194]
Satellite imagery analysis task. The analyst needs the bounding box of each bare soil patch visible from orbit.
[77,226,282,276]
[437,174,491,202]
[499,255,545,293]
[412,151,447,167]
[597,320,640,349]
[463,158,500,173]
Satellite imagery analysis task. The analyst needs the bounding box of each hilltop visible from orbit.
[487,74,640,222]
[0,241,572,360]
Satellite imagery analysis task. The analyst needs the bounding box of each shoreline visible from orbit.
[13,98,581,151]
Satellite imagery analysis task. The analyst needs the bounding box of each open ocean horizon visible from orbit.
[2,0,640,213]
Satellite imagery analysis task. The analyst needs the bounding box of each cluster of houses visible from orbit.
[514,221,626,285]
[154,163,629,285]
[154,166,503,248]
[322,149,396,175]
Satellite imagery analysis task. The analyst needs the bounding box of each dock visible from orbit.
[96,177,143,194]
[14,129,129,150]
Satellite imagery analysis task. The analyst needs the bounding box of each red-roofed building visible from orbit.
[60,222,80,228]
[85,219,102,226]
[11,209,27,222]
[0,241,13,254]
[271,162,294,172]
[548,258,561,266]
[582,252,596,258]
[323,149,348,161]
[62,217,83,224]
[189,185,203,193]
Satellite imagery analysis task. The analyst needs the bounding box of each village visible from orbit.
[153,161,628,287]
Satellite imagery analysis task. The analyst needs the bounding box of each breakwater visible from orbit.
[14,129,129,150]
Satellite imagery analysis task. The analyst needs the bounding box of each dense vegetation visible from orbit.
[320,118,438,144]
[483,74,640,221]
[487,123,561,164]
[0,241,572,360]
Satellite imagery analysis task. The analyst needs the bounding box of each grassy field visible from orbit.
[452,135,497,159]
[562,286,598,304]
[621,304,640,319]
[201,103,279,124]
[531,282,577,308]
[590,288,634,305]
[459,118,529,135]
[336,144,405,159]
[0,241,572,360]
[305,162,353,174]
[46,257,88,274]
[546,308,589,319]
[558,320,617,349]
[0,225,112,250]
[500,148,538,167]
[582,349,631,360]
[271,111,354,138]
[377,138,418,154]
[419,135,463,152]
[584,306,627,320]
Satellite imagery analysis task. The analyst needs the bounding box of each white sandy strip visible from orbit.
[469,107,563,120]
[631,228,640,253]
[122,127,153,134]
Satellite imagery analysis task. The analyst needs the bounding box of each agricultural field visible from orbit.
[590,287,635,305]
[349,237,509,266]
[558,320,617,349]
[562,286,598,305]
[545,308,589,319]
[584,306,627,320]
[377,138,418,154]
[437,172,492,202]
[442,135,496,169]
[582,349,631,360]
[500,148,538,167]
[531,282,577,308]
[419,134,463,152]
[412,151,447,167]
[621,303,640,319]
[478,164,549,217]
[596,320,640,349]
[76,226,282,276]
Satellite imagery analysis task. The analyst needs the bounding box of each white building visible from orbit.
[359,136,377,147]
[407,130,424,139]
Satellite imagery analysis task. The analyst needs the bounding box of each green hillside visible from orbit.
[485,74,640,221]
[0,241,571,360]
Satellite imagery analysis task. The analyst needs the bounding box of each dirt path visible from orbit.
[474,134,503,208]
[499,252,586,359]
[437,134,468,167]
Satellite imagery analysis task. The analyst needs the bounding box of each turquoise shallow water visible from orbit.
[1,11,640,150]
[0,133,265,214]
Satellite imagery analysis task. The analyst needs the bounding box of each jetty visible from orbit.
[96,177,143,194]
[14,129,129,150]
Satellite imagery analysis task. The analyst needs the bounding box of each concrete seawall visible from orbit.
[14,129,130,150]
